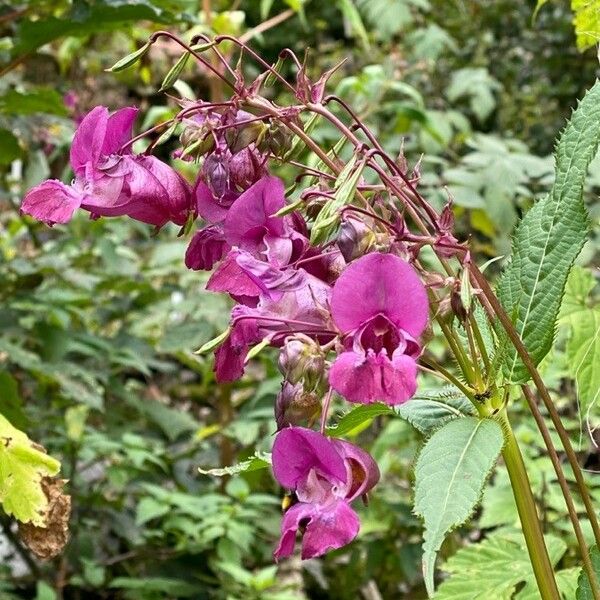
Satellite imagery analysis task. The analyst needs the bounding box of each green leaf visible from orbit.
[435,534,568,599]
[0,413,61,525]
[326,403,394,437]
[336,0,370,49]
[565,309,600,427]
[413,417,504,596]
[0,129,23,165]
[135,497,170,525]
[397,387,474,435]
[572,0,600,51]
[0,89,68,117]
[0,371,27,429]
[106,42,151,72]
[12,2,178,59]
[198,452,271,477]
[497,81,600,383]
[577,546,600,599]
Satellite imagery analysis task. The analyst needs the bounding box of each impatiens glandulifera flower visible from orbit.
[21,106,193,228]
[328,252,428,405]
[272,427,379,560]
[214,273,332,382]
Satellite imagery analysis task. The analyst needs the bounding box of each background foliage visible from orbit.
[0,0,599,598]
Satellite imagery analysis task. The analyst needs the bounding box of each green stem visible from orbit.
[522,385,600,600]
[471,263,600,549]
[500,410,560,600]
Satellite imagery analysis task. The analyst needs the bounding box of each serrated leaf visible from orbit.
[414,417,504,597]
[497,81,600,383]
[435,534,568,600]
[106,42,151,72]
[198,452,271,477]
[0,414,61,525]
[577,545,600,599]
[326,403,394,437]
[566,309,600,426]
[397,388,474,435]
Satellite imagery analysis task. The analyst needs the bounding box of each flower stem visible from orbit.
[471,263,600,549]
[522,385,600,600]
[500,410,561,600]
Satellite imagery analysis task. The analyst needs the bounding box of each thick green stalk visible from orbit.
[500,410,560,600]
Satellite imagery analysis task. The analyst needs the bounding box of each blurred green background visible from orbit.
[0,1,599,598]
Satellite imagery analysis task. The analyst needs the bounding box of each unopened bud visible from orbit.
[278,338,325,389]
[259,122,292,158]
[275,382,321,430]
[226,120,268,154]
[203,153,230,199]
[337,215,376,262]
[229,146,264,190]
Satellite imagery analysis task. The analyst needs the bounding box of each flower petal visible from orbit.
[70,106,109,175]
[195,180,237,224]
[328,350,418,405]
[185,226,230,271]
[272,427,346,490]
[334,439,380,501]
[223,175,286,251]
[21,180,82,225]
[213,310,261,382]
[102,106,139,156]
[331,252,428,337]
[274,500,360,560]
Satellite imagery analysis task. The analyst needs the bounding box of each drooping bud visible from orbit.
[274,382,321,430]
[337,215,376,263]
[229,146,265,190]
[203,153,230,199]
[225,120,268,154]
[278,337,325,389]
[259,122,293,158]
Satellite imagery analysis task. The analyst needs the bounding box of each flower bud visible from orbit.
[225,120,268,154]
[203,153,230,199]
[275,382,321,430]
[278,338,325,389]
[229,146,265,190]
[258,122,292,158]
[337,215,376,263]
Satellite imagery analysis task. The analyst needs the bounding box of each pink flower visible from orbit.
[214,274,331,382]
[21,106,193,228]
[272,427,379,560]
[328,252,428,405]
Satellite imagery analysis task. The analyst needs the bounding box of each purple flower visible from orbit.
[223,175,295,266]
[272,427,379,560]
[328,252,428,405]
[185,226,230,271]
[214,274,332,382]
[22,106,193,228]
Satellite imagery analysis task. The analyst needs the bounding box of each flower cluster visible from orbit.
[21,104,430,560]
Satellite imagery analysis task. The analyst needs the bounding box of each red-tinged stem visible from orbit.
[522,385,600,600]
[470,263,600,549]
[213,35,297,93]
[149,31,233,90]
